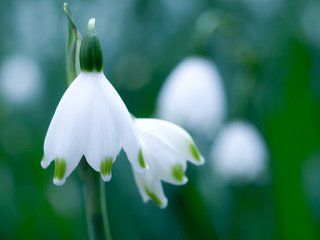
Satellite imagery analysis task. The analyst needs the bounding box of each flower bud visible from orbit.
[80,18,103,72]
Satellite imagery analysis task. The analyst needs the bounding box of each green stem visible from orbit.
[100,178,112,240]
[79,160,112,240]
[82,180,95,240]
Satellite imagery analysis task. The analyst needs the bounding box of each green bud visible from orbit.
[80,18,103,72]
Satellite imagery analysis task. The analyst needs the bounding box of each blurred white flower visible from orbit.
[210,121,267,181]
[0,55,42,105]
[42,19,147,185]
[157,57,226,137]
[132,118,204,208]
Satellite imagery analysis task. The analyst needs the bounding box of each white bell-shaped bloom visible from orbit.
[210,121,268,181]
[42,19,147,185]
[157,57,226,136]
[132,118,204,208]
[41,72,146,185]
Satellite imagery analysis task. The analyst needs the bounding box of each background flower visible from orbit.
[157,57,226,137]
[0,0,319,239]
[210,121,268,182]
[132,118,204,208]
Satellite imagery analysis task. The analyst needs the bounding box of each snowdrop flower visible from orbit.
[0,55,42,105]
[41,19,147,185]
[210,121,267,182]
[157,57,226,137]
[132,118,204,208]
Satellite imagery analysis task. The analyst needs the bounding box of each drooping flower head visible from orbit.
[210,121,268,182]
[41,19,147,185]
[132,118,204,208]
[157,57,227,137]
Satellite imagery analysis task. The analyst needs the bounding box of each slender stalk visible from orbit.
[79,159,112,240]
[82,180,95,240]
[100,178,112,240]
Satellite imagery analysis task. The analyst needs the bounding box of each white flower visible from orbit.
[41,19,147,185]
[132,118,204,208]
[157,57,226,137]
[41,72,146,185]
[0,55,42,105]
[210,121,268,181]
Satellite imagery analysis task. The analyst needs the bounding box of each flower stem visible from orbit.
[100,178,112,240]
[79,160,112,240]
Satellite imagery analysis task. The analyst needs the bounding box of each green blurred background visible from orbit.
[0,0,320,239]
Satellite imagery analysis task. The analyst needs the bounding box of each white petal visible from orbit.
[132,167,168,208]
[157,57,226,136]
[138,131,188,185]
[42,73,93,184]
[84,73,121,181]
[135,118,204,165]
[98,73,148,172]
[210,121,268,181]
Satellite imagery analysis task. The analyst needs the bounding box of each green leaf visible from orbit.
[64,2,82,85]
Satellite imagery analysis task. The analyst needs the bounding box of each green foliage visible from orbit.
[64,3,82,84]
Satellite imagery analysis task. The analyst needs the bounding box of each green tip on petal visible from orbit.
[100,158,113,178]
[190,144,201,161]
[54,159,66,185]
[172,164,185,183]
[138,150,147,169]
[145,188,163,208]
